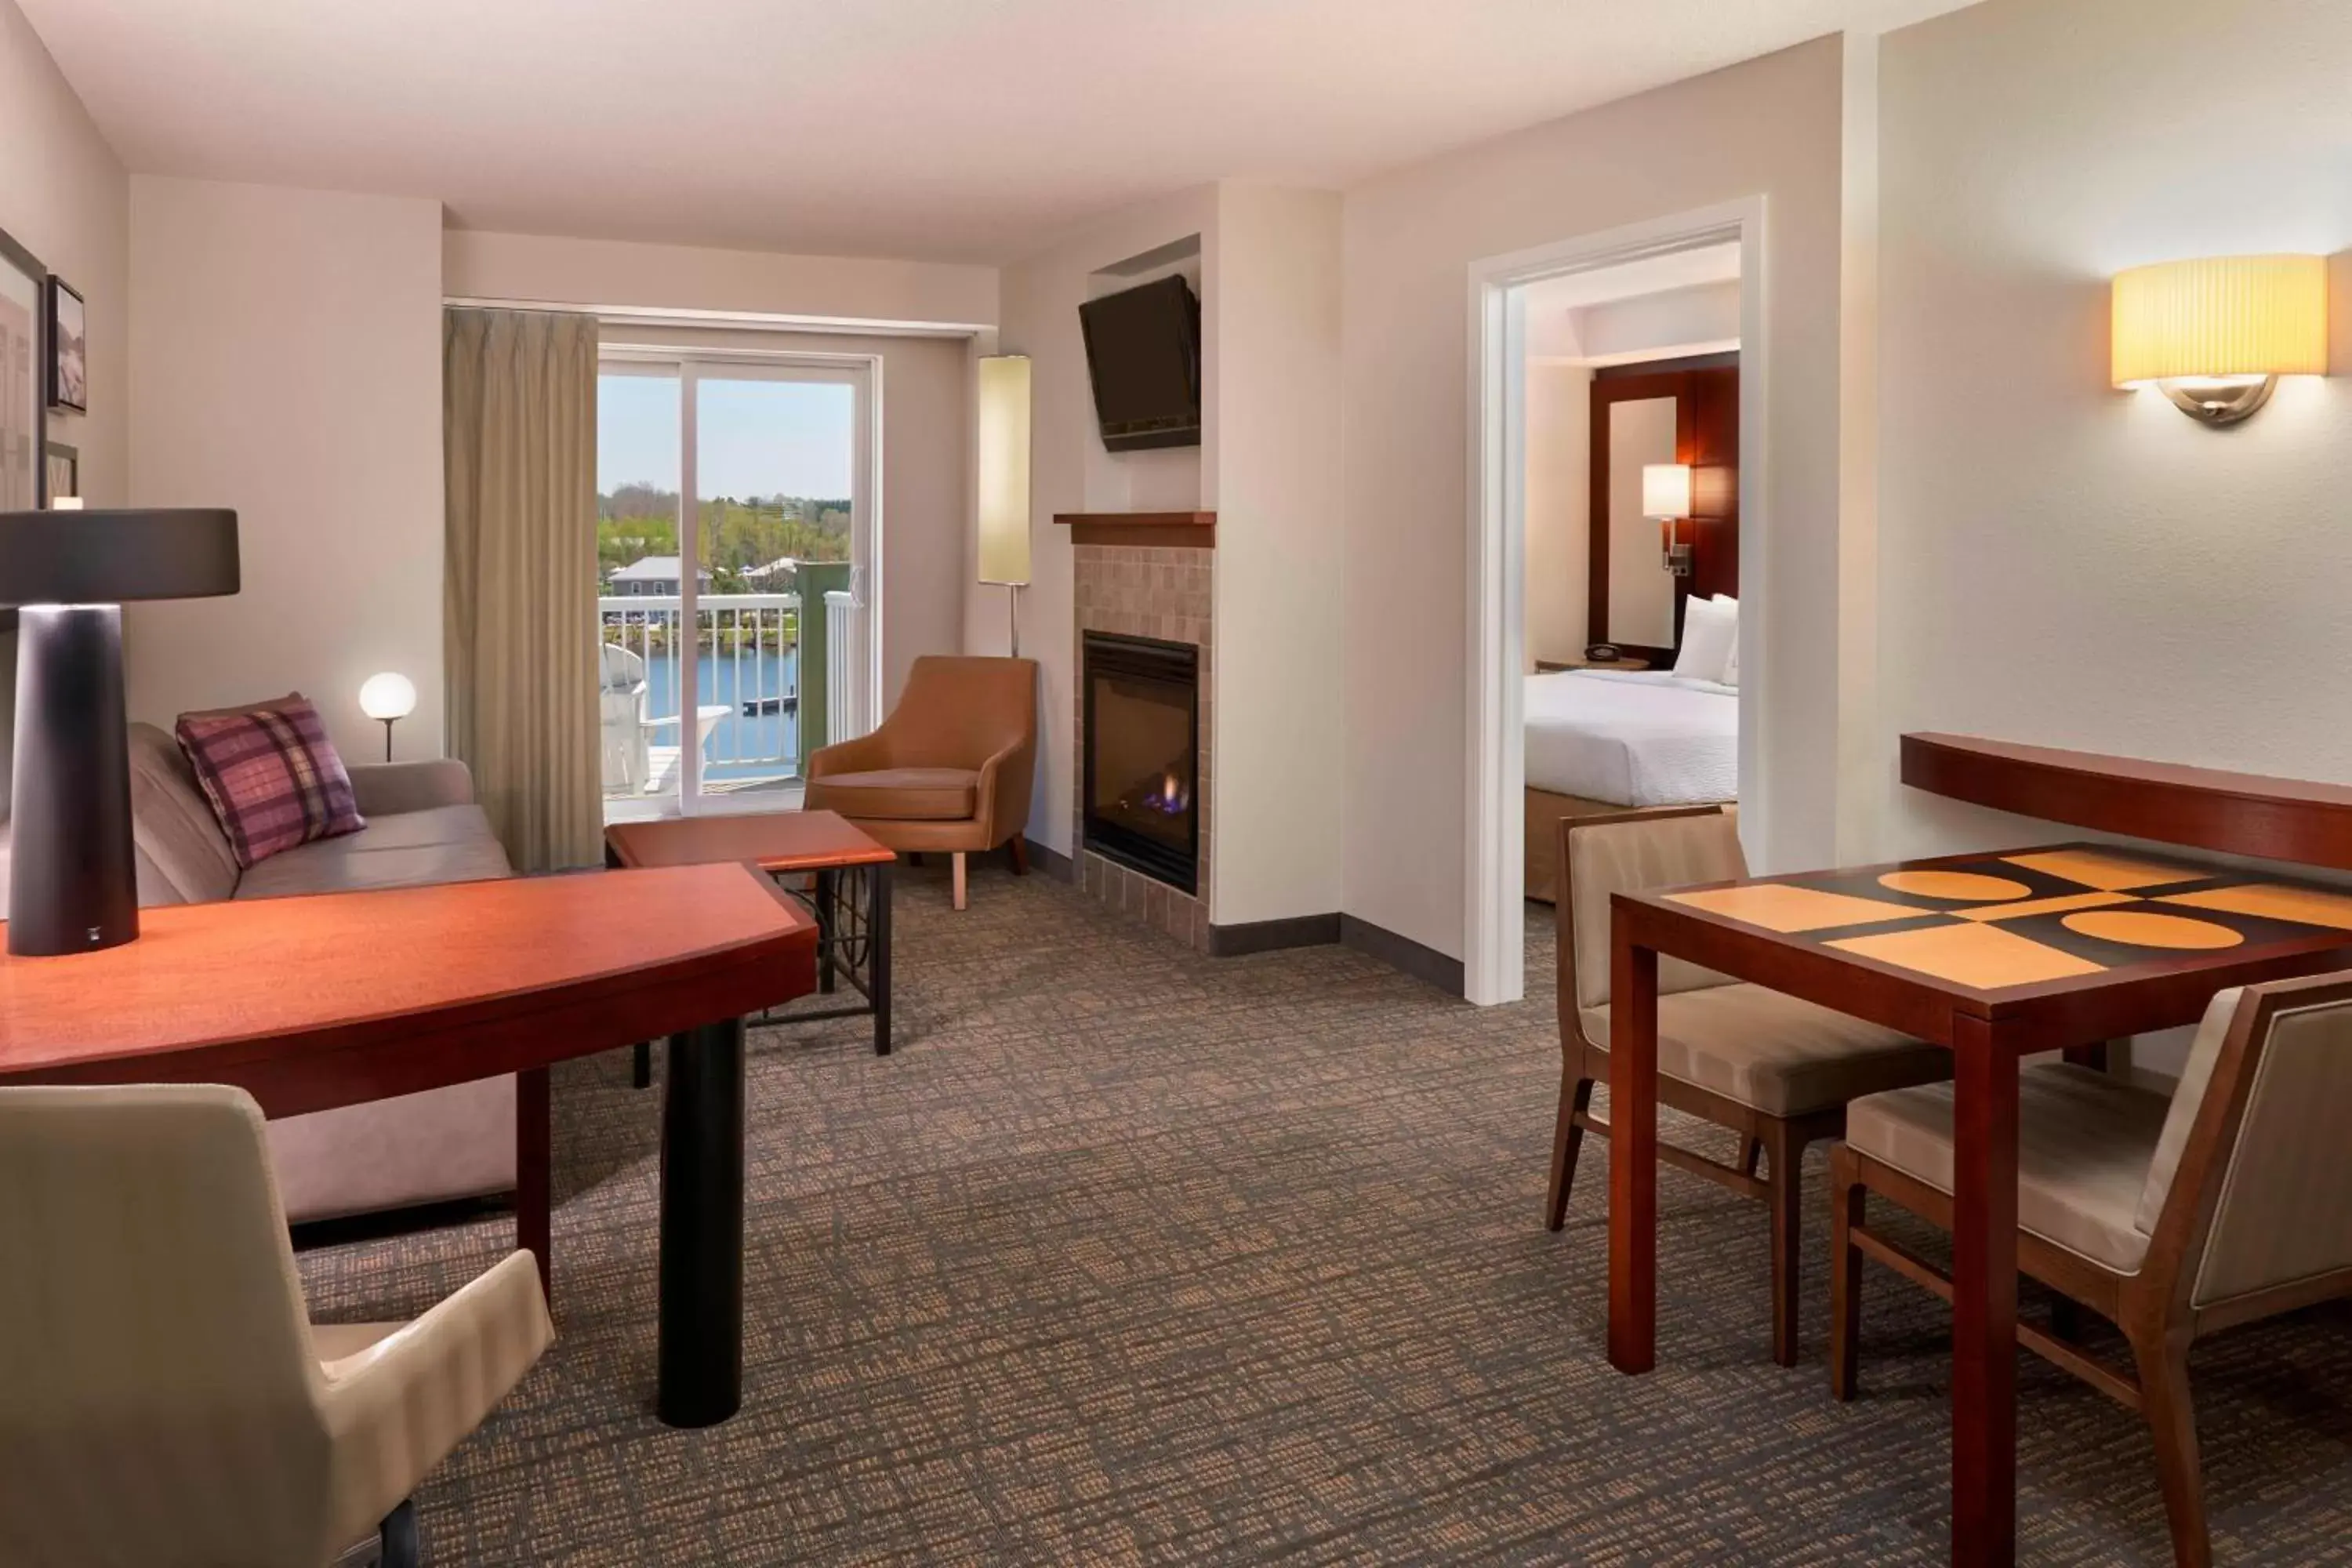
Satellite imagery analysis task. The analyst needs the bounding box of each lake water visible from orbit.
[641,648,799,780]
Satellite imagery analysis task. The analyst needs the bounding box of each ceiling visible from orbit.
[23,0,1977,266]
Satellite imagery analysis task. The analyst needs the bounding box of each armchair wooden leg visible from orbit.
[1739,1136,1763,1179]
[1547,1074,1595,1232]
[2133,1331,2212,1568]
[379,1500,422,1568]
[1765,1122,1804,1368]
[1009,837,1029,876]
[1828,1145,1864,1401]
[952,851,968,911]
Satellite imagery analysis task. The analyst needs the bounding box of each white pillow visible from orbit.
[1714,594,1740,686]
[1673,593,1737,684]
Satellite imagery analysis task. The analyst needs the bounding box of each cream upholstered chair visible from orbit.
[1830,975,2352,1568]
[804,655,1038,910]
[1550,806,1951,1365]
[0,1084,554,1568]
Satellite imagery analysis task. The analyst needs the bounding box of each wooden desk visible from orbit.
[1606,843,2352,1565]
[0,865,817,1428]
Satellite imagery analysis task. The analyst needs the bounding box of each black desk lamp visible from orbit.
[1,507,240,956]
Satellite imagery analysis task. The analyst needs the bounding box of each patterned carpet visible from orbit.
[298,866,2352,1565]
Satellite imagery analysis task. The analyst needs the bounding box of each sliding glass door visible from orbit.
[597,352,874,818]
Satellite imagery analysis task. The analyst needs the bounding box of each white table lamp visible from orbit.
[359,671,417,761]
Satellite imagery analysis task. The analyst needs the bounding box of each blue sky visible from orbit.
[597,374,855,500]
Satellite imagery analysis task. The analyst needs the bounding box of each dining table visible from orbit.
[1605,840,2352,1565]
[0,863,816,1429]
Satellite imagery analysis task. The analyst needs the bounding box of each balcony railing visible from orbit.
[598,593,801,797]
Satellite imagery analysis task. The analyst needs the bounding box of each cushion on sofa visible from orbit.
[127,723,241,905]
[175,694,365,868]
[234,805,512,899]
[804,766,979,821]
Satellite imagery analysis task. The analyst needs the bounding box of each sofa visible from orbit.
[125,722,517,1225]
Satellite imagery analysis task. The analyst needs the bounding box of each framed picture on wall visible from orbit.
[48,277,85,414]
[0,224,44,510]
[45,440,78,503]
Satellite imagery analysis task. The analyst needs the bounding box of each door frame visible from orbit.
[1462,198,1767,1007]
[598,345,883,814]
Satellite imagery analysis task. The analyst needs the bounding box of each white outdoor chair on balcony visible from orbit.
[598,641,731,796]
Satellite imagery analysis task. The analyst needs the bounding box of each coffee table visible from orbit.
[606,810,896,1056]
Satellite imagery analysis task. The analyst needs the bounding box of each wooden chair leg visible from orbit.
[1547,1075,1595,1232]
[1765,1123,1804,1367]
[2049,1295,2087,1345]
[1740,1136,1763,1178]
[2133,1332,2212,1568]
[1009,837,1029,876]
[1829,1146,1864,1401]
[952,851,968,911]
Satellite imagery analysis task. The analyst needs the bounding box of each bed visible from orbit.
[1523,669,1738,902]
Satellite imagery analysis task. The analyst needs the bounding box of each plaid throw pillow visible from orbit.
[174,694,366,869]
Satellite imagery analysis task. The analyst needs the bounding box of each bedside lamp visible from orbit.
[1642,463,1693,576]
[0,508,240,956]
[360,671,417,761]
[2112,254,2328,425]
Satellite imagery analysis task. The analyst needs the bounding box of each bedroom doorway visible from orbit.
[1465,201,1766,1006]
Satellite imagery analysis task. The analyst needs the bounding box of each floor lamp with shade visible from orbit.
[977,354,1032,656]
[0,507,240,956]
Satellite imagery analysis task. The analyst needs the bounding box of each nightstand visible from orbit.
[1536,655,1652,673]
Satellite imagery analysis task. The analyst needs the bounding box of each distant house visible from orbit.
[608,556,713,597]
[739,557,797,586]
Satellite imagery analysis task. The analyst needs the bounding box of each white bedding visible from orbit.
[1524,670,1738,807]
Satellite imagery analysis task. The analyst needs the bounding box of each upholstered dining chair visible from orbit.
[0,1083,554,1568]
[1828,975,2352,1568]
[1550,806,1952,1365]
[804,655,1038,910]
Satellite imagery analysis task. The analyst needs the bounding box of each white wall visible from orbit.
[610,325,973,709]
[1570,281,1742,365]
[0,0,128,812]
[125,178,446,763]
[1341,39,1849,960]
[1209,183,1346,925]
[1875,0,2352,863]
[445,230,997,330]
[1523,361,1592,667]
[0,0,123,510]
[982,186,1221,857]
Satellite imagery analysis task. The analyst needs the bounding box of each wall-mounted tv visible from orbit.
[1079,274,1201,452]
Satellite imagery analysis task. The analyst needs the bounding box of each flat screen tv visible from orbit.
[1079,275,1201,452]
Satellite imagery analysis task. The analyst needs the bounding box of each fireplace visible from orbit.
[1082,630,1200,895]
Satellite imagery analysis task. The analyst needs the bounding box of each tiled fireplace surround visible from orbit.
[1073,540,1213,949]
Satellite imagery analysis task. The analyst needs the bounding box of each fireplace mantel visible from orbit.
[1055,510,1216,548]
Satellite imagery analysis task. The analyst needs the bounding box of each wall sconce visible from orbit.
[2111,254,2328,426]
[1642,462,1693,576]
[976,354,1033,655]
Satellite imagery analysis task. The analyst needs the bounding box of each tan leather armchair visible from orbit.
[805,655,1039,909]
[0,1084,554,1568]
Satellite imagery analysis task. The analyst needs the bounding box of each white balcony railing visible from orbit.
[598,593,800,793]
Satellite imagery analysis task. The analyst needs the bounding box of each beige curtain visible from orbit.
[444,308,601,871]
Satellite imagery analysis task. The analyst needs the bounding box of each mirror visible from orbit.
[1604,395,1677,649]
